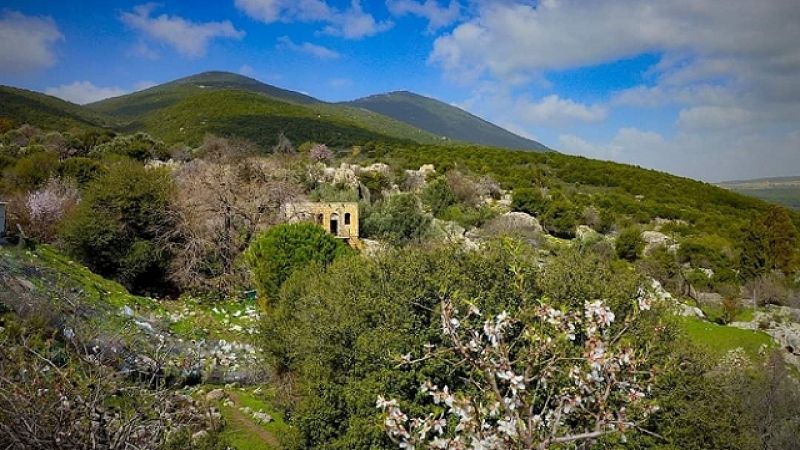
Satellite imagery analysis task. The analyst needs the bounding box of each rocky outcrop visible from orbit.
[641,230,674,255]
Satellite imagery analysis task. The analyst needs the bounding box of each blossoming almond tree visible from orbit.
[378,291,656,450]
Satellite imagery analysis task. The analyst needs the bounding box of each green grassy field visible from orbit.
[679,316,775,360]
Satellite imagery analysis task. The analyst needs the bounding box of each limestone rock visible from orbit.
[205,389,225,402]
[641,230,673,255]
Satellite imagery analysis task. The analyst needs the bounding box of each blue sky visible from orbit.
[1,0,799,182]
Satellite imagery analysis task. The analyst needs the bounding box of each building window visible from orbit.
[316,213,323,225]
[344,213,351,225]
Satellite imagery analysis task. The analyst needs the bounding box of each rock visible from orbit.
[575,225,600,241]
[641,230,673,255]
[191,430,209,441]
[500,212,543,232]
[677,303,705,318]
[361,239,386,257]
[696,292,723,306]
[252,411,272,424]
[121,305,134,317]
[205,389,225,402]
[698,268,715,279]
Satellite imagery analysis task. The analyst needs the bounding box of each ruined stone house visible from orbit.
[282,202,360,246]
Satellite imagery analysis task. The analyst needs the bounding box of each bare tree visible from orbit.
[166,156,303,295]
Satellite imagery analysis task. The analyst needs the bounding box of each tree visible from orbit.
[511,188,548,216]
[90,133,169,161]
[422,177,457,216]
[740,206,798,278]
[309,144,333,163]
[245,223,350,300]
[60,161,175,292]
[24,178,80,242]
[616,226,644,261]
[378,296,655,450]
[166,157,302,295]
[362,193,431,244]
[273,132,296,154]
[541,198,578,239]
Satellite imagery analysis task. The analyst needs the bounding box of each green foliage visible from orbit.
[90,132,169,161]
[59,156,105,185]
[60,161,175,292]
[308,183,359,202]
[5,150,60,190]
[421,176,456,216]
[437,204,497,229]
[244,223,350,300]
[616,226,644,261]
[0,86,115,132]
[540,196,579,238]
[740,206,799,278]
[511,187,548,216]
[361,193,431,244]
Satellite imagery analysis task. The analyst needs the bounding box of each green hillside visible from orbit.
[134,89,420,148]
[0,86,115,131]
[345,91,549,151]
[88,71,448,146]
[88,71,318,119]
[718,176,800,210]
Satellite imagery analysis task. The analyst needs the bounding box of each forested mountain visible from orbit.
[345,91,549,151]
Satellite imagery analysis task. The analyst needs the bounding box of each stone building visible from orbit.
[283,201,359,242]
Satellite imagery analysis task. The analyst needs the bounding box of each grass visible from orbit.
[679,316,775,360]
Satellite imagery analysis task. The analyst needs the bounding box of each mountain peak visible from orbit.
[345,91,548,151]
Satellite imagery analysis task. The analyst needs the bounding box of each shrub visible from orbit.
[511,187,548,216]
[5,150,60,190]
[541,197,579,238]
[244,223,350,300]
[59,157,105,185]
[60,161,175,292]
[25,178,80,242]
[421,176,457,216]
[91,133,169,161]
[616,226,644,261]
[361,193,431,244]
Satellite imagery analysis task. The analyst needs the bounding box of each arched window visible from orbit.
[344,212,351,225]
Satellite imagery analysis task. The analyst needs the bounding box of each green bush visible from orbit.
[244,223,350,300]
[60,161,175,292]
[421,176,456,216]
[90,133,169,161]
[59,157,105,185]
[512,187,548,216]
[541,197,579,238]
[438,204,497,229]
[361,193,431,244]
[5,150,60,190]
[616,226,644,261]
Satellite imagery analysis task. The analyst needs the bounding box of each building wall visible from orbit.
[283,202,359,238]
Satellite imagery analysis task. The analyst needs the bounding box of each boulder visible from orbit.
[641,230,673,255]
[575,225,600,241]
[205,389,225,402]
[191,430,209,441]
[495,212,543,233]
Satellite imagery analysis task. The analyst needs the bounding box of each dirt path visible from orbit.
[225,391,281,449]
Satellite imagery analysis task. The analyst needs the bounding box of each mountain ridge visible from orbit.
[343,90,549,151]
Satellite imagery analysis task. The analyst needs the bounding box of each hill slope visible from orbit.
[88,71,318,119]
[138,89,423,148]
[718,176,800,210]
[0,86,115,131]
[344,91,549,151]
[88,72,447,146]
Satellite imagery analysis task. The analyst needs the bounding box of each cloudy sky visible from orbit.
[1,0,799,182]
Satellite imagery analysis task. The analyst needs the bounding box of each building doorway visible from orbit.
[330,213,339,236]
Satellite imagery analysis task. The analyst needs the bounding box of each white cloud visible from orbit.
[134,80,157,91]
[0,11,63,74]
[236,0,392,39]
[46,81,128,104]
[386,0,461,31]
[558,126,800,182]
[677,106,753,131]
[238,64,256,77]
[516,95,606,126]
[277,36,340,60]
[121,4,244,58]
